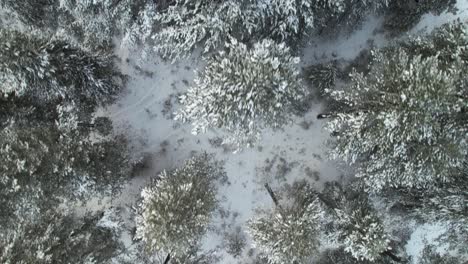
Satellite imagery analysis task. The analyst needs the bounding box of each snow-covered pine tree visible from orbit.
[317,247,395,264]
[0,0,57,29]
[247,181,322,264]
[384,0,457,34]
[0,0,155,51]
[387,183,467,225]
[0,208,123,264]
[397,20,468,67]
[151,0,249,60]
[316,182,397,262]
[324,0,389,31]
[321,21,468,191]
[254,0,328,40]
[57,0,156,51]
[135,153,225,263]
[119,2,157,56]
[176,39,304,149]
[0,97,132,232]
[0,29,124,106]
[341,206,392,262]
[382,178,467,256]
[151,0,352,59]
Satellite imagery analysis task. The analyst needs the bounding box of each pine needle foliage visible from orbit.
[176,39,304,149]
[135,153,225,262]
[323,21,468,191]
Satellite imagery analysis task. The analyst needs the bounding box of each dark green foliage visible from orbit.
[323,21,468,191]
[0,109,131,198]
[0,210,122,264]
[316,247,396,264]
[92,116,114,136]
[248,181,322,264]
[318,182,398,262]
[384,181,467,224]
[308,63,337,92]
[0,0,57,28]
[0,94,132,233]
[135,153,226,262]
[0,29,124,106]
[315,0,389,35]
[396,20,468,67]
[382,178,467,257]
[384,0,457,34]
[0,0,153,50]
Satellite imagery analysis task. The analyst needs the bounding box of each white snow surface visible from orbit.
[405,222,449,263]
[82,2,468,262]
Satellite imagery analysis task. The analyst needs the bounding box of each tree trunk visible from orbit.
[381,250,401,262]
[163,253,171,264]
[264,183,279,207]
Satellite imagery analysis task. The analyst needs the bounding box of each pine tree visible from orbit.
[151,0,357,59]
[255,0,333,40]
[318,182,395,262]
[0,0,57,29]
[317,247,395,264]
[382,178,467,257]
[0,208,123,264]
[387,183,467,225]
[341,207,392,261]
[321,21,468,191]
[151,0,249,60]
[327,0,390,31]
[57,0,156,50]
[176,38,304,149]
[0,103,131,198]
[0,0,155,51]
[119,2,157,55]
[0,29,124,106]
[384,0,457,34]
[0,95,132,233]
[135,153,226,263]
[247,181,322,264]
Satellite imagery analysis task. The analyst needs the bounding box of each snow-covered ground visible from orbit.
[83,2,468,262]
[405,222,451,263]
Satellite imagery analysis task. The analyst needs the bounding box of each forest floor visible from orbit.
[81,3,468,263]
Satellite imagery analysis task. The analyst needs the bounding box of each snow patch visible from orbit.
[405,222,449,264]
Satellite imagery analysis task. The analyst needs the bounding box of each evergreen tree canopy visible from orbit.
[0,29,124,105]
[248,182,322,264]
[0,102,131,197]
[384,0,457,34]
[151,0,389,59]
[318,182,394,262]
[0,96,132,231]
[176,39,304,149]
[135,153,225,262]
[0,0,155,51]
[0,209,122,264]
[323,21,468,191]
[152,0,249,60]
[57,0,156,50]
